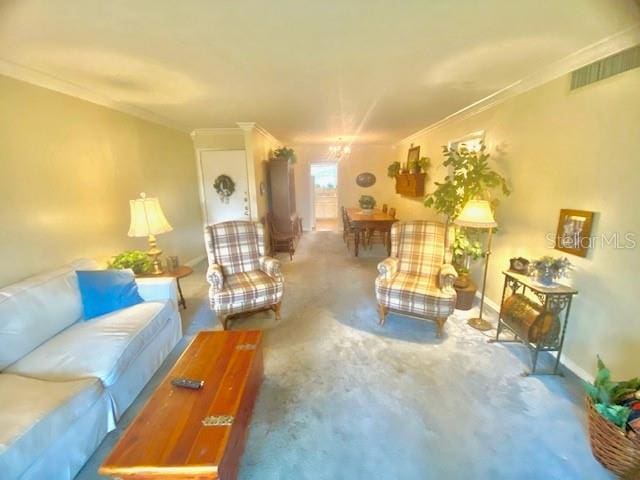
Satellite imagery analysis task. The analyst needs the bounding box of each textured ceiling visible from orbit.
[0,0,638,143]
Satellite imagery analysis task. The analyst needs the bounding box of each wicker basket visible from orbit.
[586,397,640,478]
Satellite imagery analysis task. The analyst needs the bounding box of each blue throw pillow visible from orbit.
[76,269,144,320]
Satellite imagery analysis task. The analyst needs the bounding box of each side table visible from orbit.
[137,265,193,310]
[490,270,578,376]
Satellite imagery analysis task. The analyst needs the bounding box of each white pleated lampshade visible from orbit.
[128,193,173,237]
[454,199,497,229]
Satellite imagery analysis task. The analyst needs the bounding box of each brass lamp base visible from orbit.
[467,317,493,331]
[147,234,164,275]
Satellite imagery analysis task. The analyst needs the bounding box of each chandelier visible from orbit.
[327,142,351,160]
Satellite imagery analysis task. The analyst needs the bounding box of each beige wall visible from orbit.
[246,129,281,222]
[0,74,203,286]
[396,68,640,379]
[293,144,401,230]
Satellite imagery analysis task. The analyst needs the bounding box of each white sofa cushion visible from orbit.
[0,259,98,370]
[6,300,173,387]
[0,373,104,479]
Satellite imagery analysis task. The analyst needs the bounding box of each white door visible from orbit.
[199,150,251,224]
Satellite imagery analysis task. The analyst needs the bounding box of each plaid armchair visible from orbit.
[204,221,284,329]
[375,221,457,337]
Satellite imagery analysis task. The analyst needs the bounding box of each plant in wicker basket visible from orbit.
[583,356,640,478]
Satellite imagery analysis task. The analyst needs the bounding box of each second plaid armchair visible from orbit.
[375,221,457,337]
[204,221,284,329]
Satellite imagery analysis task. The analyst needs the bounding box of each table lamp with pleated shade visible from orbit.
[128,193,173,274]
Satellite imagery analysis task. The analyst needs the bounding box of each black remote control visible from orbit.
[171,377,204,389]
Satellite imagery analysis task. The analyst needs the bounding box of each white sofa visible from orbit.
[0,259,183,480]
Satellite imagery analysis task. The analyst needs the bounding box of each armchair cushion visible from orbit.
[206,222,262,276]
[259,256,282,281]
[206,263,224,291]
[210,270,283,315]
[395,222,446,278]
[377,257,399,282]
[376,272,456,319]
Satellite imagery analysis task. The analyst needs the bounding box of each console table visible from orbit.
[491,270,578,376]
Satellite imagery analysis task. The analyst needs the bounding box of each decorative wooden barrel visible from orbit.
[501,294,560,345]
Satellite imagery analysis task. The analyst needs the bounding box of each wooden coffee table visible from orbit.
[100,330,263,479]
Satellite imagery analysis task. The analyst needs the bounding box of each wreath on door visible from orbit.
[213,174,236,204]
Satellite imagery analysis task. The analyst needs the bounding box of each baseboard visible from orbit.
[474,291,592,382]
[185,254,207,268]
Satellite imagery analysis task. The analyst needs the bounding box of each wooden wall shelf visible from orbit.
[395,173,426,197]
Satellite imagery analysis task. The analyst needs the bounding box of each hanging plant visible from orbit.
[213,174,236,204]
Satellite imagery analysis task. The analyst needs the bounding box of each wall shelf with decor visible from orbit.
[394,172,426,197]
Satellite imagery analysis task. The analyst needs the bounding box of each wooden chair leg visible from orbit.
[271,301,282,321]
[435,317,446,338]
[217,313,229,330]
[378,304,387,326]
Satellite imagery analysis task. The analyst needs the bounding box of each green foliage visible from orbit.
[358,195,376,209]
[452,230,483,272]
[424,142,510,221]
[583,356,640,429]
[531,256,572,280]
[273,146,297,164]
[387,161,401,178]
[109,250,152,274]
[409,156,432,173]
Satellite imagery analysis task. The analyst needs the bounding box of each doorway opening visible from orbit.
[310,162,338,231]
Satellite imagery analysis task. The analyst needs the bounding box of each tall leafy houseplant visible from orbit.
[424,141,510,273]
[273,147,297,164]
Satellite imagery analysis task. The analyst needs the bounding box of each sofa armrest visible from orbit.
[135,277,178,303]
[206,263,225,291]
[439,263,458,294]
[259,256,283,282]
[377,257,399,282]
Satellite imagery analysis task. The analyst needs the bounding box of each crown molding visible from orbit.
[190,127,243,138]
[236,122,282,145]
[399,24,640,144]
[0,58,190,133]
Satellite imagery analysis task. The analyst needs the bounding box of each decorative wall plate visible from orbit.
[356,172,376,187]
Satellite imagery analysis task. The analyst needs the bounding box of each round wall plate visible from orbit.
[356,172,376,187]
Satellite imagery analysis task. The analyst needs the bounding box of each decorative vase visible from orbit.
[537,270,556,286]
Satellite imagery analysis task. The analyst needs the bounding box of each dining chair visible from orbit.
[341,206,356,249]
[266,212,295,260]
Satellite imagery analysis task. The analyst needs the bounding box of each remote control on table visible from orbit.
[171,377,204,390]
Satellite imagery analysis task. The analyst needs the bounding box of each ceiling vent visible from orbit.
[570,44,640,90]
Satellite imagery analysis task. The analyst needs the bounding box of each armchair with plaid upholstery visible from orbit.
[375,221,457,337]
[204,221,284,329]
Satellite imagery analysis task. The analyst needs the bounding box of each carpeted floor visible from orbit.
[78,231,611,480]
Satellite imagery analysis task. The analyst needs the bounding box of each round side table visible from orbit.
[137,265,193,309]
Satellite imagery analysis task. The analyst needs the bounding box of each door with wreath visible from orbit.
[199,150,251,224]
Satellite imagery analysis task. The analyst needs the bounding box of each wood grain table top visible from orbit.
[346,207,396,223]
[99,330,263,479]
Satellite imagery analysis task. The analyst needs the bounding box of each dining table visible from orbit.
[346,207,397,257]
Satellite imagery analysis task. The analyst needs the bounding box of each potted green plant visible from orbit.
[452,231,483,288]
[273,146,297,164]
[109,250,153,274]
[358,195,376,214]
[531,256,572,286]
[583,356,640,477]
[387,161,401,178]
[409,156,431,174]
[424,141,510,286]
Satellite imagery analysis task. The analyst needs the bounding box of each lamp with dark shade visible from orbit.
[454,199,497,331]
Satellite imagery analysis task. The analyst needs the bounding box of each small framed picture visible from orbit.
[407,145,420,170]
[554,209,594,257]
